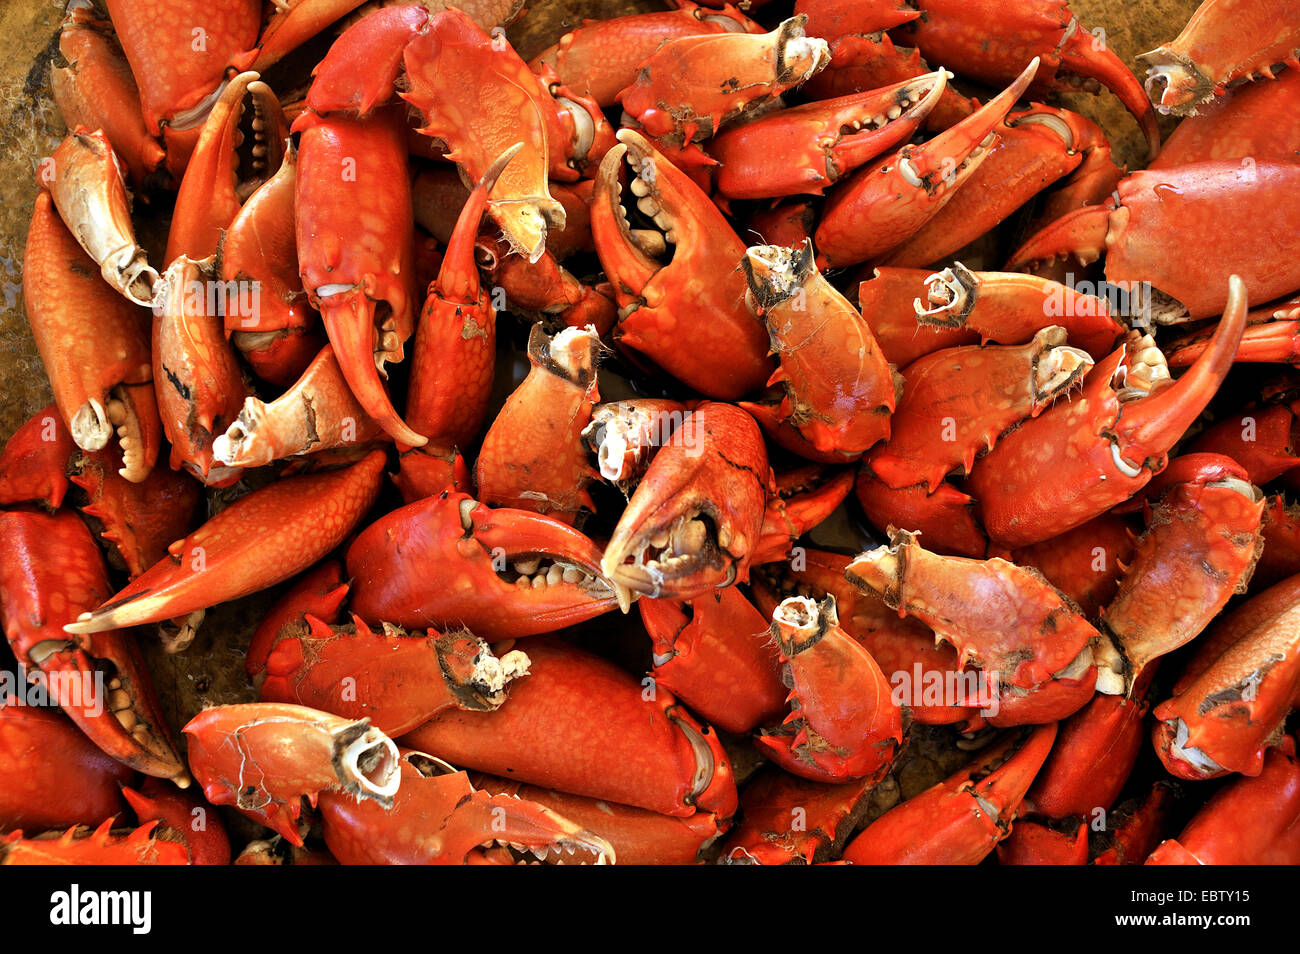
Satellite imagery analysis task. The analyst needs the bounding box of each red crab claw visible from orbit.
[1151,595,1300,780]
[1101,454,1264,692]
[259,614,532,737]
[744,199,816,250]
[752,550,982,728]
[882,104,1123,269]
[639,585,786,734]
[1009,162,1300,321]
[0,404,76,510]
[712,71,949,200]
[591,130,774,399]
[402,638,738,821]
[246,560,349,679]
[1138,0,1300,116]
[898,0,1160,159]
[221,141,324,388]
[165,72,288,263]
[1151,69,1300,169]
[0,818,189,865]
[50,5,165,190]
[853,471,988,558]
[152,255,249,486]
[617,15,830,145]
[120,777,231,866]
[475,324,602,523]
[23,192,159,483]
[721,765,873,865]
[474,775,720,865]
[858,263,1125,368]
[346,490,619,639]
[866,326,1092,493]
[815,58,1040,268]
[102,0,261,150]
[1146,738,1300,865]
[1023,670,1154,820]
[0,703,133,833]
[212,345,386,469]
[841,724,1056,864]
[0,508,187,783]
[967,276,1249,549]
[1007,512,1137,619]
[295,106,423,447]
[405,144,519,464]
[528,1,765,108]
[602,402,772,606]
[62,450,385,637]
[847,529,1098,723]
[184,703,401,847]
[755,595,904,783]
[71,444,204,578]
[741,241,899,457]
[306,6,564,261]
[753,464,855,565]
[319,751,615,865]
[44,128,159,306]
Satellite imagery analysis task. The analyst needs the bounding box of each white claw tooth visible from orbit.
[532,575,547,590]
[562,566,583,583]
[653,212,672,231]
[871,114,886,127]
[630,178,651,197]
[664,230,678,244]
[887,105,902,119]
[546,564,564,585]
[114,708,138,731]
[514,557,541,575]
[636,196,661,217]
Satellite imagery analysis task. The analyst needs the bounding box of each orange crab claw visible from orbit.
[62,450,386,637]
[184,703,401,847]
[346,490,619,640]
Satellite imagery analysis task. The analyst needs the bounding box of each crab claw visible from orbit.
[0,818,190,865]
[602,402,772,607]
[295,107,423,447]
[712,70,950,200]
[841,724,1057,864]
[260,614,532,737]
[184,703,401,847]
[755,595,904,783]
[1054,16,1161,159]
[816,57,1039,267]
[319,751,615,865]
[23,192,159,483]
[590,130,775,399]
[63,451,386,637]
[347,490,619,639]
[212,345,386,468]
[0,509,187,784]
[45,128,159,306]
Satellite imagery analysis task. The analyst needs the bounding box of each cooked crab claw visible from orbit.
[0,508,188,784]
[319,751,616,865]
[259,613,532,737]
[346,490,620,639]
[754,595,904,783]
[816,57,1040,267]
[45,128,159,306]
[184,702,402,847]
[712,70,951,200]
[601,402,772,607]
[63,451,386,636]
